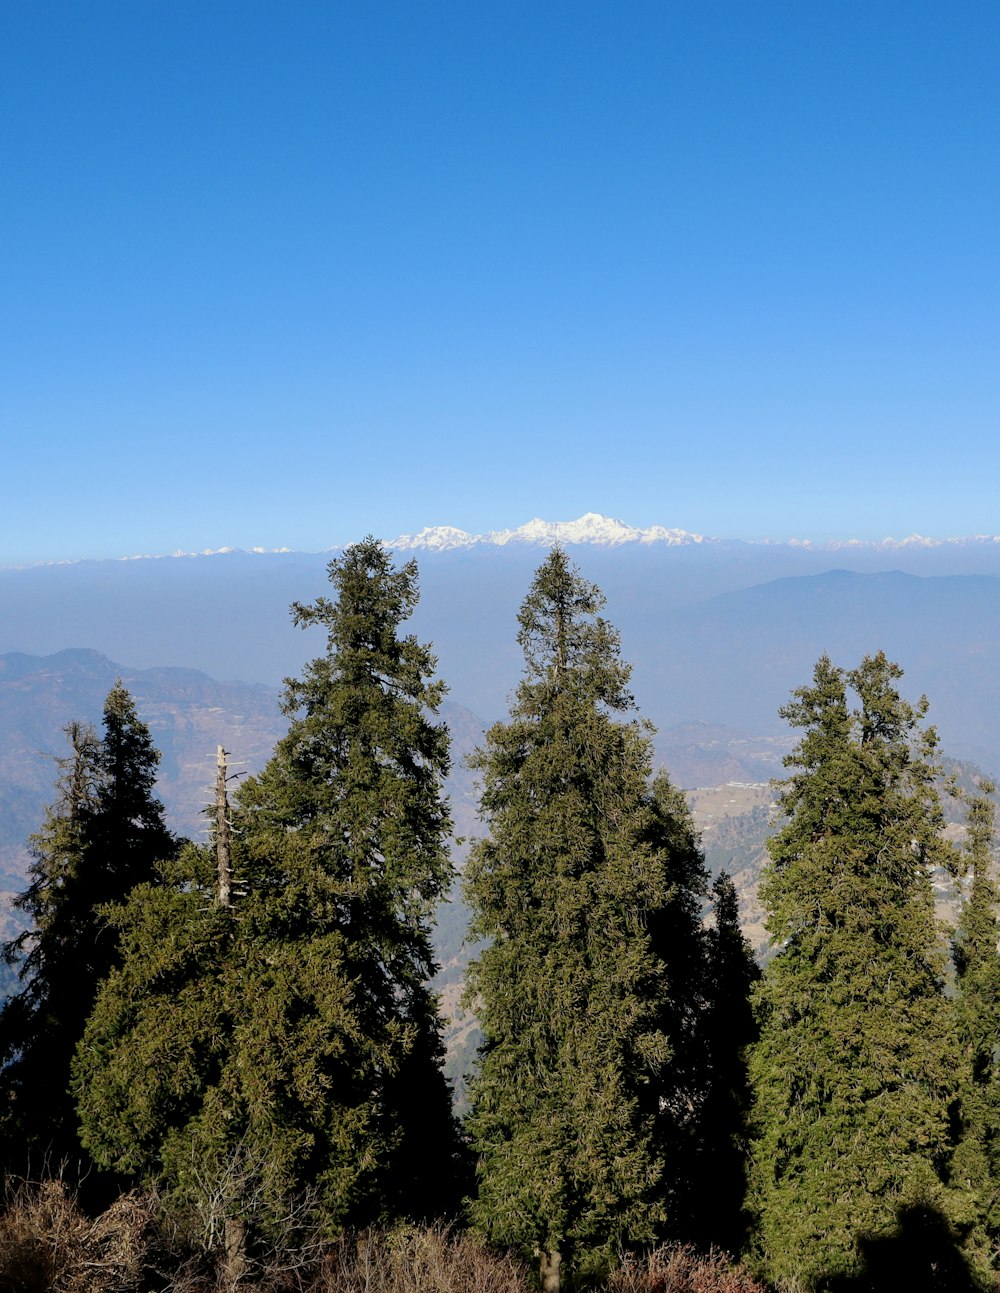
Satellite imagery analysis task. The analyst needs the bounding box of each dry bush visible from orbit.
[607,1244,767,1293]
[79,1190,159,1292]
[0,1179,157,1293]
[313,1225,531,1293]
[0,1190,765,1293]
[0,1178,91,1293]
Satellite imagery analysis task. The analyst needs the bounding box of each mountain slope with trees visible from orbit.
[0,546,997,1289]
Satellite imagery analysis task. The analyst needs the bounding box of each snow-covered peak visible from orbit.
[790,533,1000,552]
[389,513,707,550]
[387,525,477,551]
[13,522,1000,571]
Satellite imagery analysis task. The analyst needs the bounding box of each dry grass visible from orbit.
[607,1245,767,1293]
[312,1226,531,1293]
[0,1178,155,1292]
[0,1185,763,1293]
[0,1188,532,1293]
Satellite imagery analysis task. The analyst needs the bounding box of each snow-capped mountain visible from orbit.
[792,534,1000,551]
[3,521,1000,782]
[389,513,707,550]
[387,514,1000,553]
[9,516,1000,572]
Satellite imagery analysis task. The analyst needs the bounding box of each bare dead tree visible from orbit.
[215,746,234,911]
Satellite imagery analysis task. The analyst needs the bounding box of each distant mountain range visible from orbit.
[6,515,998,1081]
[388,513,1000,553]
[7,512,1000,566]
[2,514,998,788]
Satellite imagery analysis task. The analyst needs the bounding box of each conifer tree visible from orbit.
[951,781,1000,1272]
[641,774,714,1239]
[0,685,176,1180]
[77,540,462,1233]
[464,549,709,1290]
[75,844,382,1244]
[692,872,759,1255]
[749,653,962,1288]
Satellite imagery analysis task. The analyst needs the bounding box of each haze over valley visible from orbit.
[3,513,998,965]
[5,3,999,1282]
[4,514,999,776]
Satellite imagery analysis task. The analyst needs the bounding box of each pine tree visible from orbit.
[0,685,176,1181]
[235,537,463,1224]
[641,773,714,1241]
[75,844,382,1245]
[951,780,1000,1273]
[464,549,709,1290]
[692,872,759,1255]
[749,653,962,1288]
[76,540,462,1234]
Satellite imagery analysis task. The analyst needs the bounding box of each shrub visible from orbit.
[314,1225,531,1293]
[607,1244,768,1293]
[0,1179,154,1293]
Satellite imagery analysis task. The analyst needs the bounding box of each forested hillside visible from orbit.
[4,531,1000,774]
[0,543,997,1291]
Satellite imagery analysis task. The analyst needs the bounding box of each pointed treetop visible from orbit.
[514,547,633,714]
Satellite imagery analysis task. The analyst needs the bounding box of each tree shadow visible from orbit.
[824,1203,988,1293]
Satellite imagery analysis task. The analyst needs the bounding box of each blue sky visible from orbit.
[2,1,997,561]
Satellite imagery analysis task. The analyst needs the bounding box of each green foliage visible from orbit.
[640,775,716,1240]
[690,873,759,1255]
[951,781,1000,1270]
[464,550,710,1283]
[76,541,463,1239]
[77,858,396,1237]
[749,653,963,1288]
[0,686,176,1180]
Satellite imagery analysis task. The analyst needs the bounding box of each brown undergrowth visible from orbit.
[608,1246,767,1293]
[0,1178,155,1292]
[0,1181,762,1293]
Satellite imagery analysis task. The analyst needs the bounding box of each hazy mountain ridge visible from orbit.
[3,546,999,876]
[3,546,998,772]
[1,645,993,1085]
[8,512,1000,570]
[645,569,1000,772]
[5,538,999,767]
[0,649,485,878]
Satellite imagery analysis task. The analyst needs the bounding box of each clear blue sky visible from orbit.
[2,1,997,561]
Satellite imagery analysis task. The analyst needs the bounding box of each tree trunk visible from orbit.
[222,1215,247,1291]
[540,1247,561,1293]
[216,745,233,909]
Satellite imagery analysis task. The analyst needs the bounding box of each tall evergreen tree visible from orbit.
[464,549,709,1290]
[76,843,382,1250]
[691,872,759,1255]
[77,540,462,1233]
[951,781,1000,1272]
[0,685,176,1180]
[641,773,715,1240]
[749,653,962,1288]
